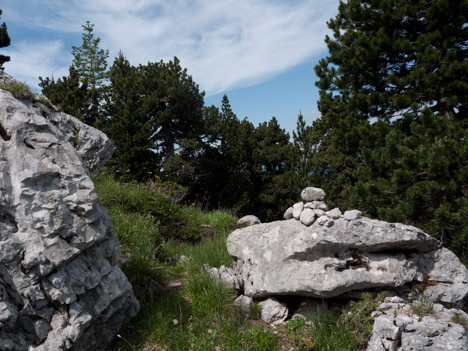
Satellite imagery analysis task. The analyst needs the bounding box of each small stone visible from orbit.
[326,208,342,219]
[300,209,316,226]
[344,210,362,221]
[237,215,261,227]
[292,202,304,220]
[235,295,254,318]
[283,207,294,220]
[311,201,328,211]
[259,298,288,325]
[316,215,329,226]
[312,209,325,217]
[301,187,326,201]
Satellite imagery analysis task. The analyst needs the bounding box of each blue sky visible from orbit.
[1,0,339,134]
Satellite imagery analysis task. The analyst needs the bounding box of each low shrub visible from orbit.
[0,82,34,100]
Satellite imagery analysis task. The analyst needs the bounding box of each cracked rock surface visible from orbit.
[227,215,468,303]
[0,88,138,350]
[367,296,468,351]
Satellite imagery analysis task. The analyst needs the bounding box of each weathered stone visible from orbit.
[234,295,254,318]
[300,208,316,226]
[316,215,333,227]
[0,72,113,175]
[237,215,261,227]
[301,187,326,201]
[0,88,138,351]
[367,297,468,351]
[208,265,241,290]
[326,208,342,219]
[226,216,468,303]
[283,207,294,220]
[292,202,304,219]
[343,210,362,220]
[259,298,288,325]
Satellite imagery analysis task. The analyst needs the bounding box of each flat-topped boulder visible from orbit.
[227,215,468,304]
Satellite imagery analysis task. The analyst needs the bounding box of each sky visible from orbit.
[1,0,339,134]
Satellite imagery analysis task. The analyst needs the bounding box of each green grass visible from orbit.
[411,293,435,316]
[95,175,386,351]
[0,82,34,100]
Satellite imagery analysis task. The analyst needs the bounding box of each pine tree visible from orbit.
[313,0,468,259]
[106,52,159,179]
[72,21,109,90]
[0,9,11,70]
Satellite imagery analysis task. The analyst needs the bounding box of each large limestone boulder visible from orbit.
[0,88,138,350]
[0,72,113,175]
[227,215,468,305]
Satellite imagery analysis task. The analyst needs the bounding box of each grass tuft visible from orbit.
[0,82,34,100]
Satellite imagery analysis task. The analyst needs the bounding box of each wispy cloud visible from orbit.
[2,0,338,95]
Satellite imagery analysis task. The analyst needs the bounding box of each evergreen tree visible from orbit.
[106,52,159,179]
[313,0,468,259]
[0,9,10,70]
[72,21,109,90]
[40,21,109,129]
[39,66,89,119]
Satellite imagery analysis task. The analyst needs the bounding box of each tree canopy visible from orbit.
[312,0,468,259]
[0,9,10,70]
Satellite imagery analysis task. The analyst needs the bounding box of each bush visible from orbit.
[0,82,33,100]
[95,174,202,241]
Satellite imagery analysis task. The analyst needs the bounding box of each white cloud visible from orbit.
[3,40,70,92]
[2,0,338,96]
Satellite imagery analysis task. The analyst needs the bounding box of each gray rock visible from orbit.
[0,73,113,175]
[226,217,468,304]
[259,298,288,325]
[234,295,254,318]
[326,208,342,219]
[300,208,316,226]
[343,210,362,220]
[208,265,241,290]
[316,215,333,227]
[237,215,261,227]
[301,187,326,201]
[292,202,304,219]
[0,89,138,351]
[283,207,294,220]
[367,297,468,351]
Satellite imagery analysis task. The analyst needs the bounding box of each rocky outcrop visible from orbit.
[367,296,468,351]
[0,72,113,175]
[0,88,138,350]
[227,189,468,307]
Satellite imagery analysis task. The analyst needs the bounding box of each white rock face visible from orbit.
[301,187,326,201]
[227,216,468,304]
[367,297,468,351]
[259,298,288,325]
[0,72,113,175]
[237,215,261,227]
[0,89,138,350]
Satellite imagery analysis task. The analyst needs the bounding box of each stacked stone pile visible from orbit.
[283,187,362,227]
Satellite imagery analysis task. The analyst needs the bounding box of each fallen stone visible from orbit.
[208,265,241,290]
[326,208,342,219]
[283,207,293,220]
[301,187,326,202]
[367,296,468,351]
[235,295,254,318]
[237,215,261,227]
[0,89,138,351]
[343,210,362,220]
[292,202,304,219]
[259,298,288,325]
[227,217,468,304]
[300,209,316,226]
[316,215,333,227]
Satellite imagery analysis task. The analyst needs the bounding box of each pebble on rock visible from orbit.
[301,187,326,202]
